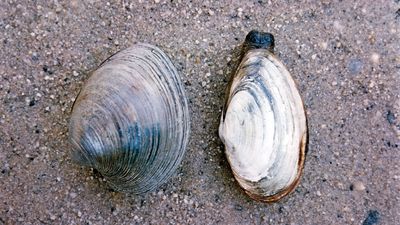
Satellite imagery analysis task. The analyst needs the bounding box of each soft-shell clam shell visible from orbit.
[219,31,307,202]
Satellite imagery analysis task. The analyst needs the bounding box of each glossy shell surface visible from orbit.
[219,31,307,202]
[69,43,190,194]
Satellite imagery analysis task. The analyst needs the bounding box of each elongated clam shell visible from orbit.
[69,43,190,194]
[219,31,307,202]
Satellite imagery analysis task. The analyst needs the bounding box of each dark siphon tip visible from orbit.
[244,30,275,53]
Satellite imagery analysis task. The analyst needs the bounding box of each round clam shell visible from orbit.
[219,49,307,202]
[69,43,190,194]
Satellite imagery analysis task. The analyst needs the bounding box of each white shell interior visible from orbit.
[219,49,307,197]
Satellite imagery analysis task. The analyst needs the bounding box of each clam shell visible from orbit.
[69,43,190,194]
[219,31,307,202]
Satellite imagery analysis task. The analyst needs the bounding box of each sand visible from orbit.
[0,1,399,224]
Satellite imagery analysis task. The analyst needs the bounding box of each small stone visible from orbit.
[370,53,380,64]
[56,177,61,182]
[350,181,366,191]
[386,110,395,125]
[55,4,63,13]
[183,197,189,204]
[361,8,367,14]
[316,191,322,196]
[77,211,82,217]
[320,42,328,50]
[368,81,375,88]
[348,59,363,74]
[70,192,78,199]
[362,210,380,225]
[333,20,344,33]
[234,204,243,211]
[73,71,79,77]
[50,215,56,220]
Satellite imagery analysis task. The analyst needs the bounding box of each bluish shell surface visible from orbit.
[69,43,190,194]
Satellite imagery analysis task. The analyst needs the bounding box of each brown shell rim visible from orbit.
[243,129,307,203]
[222,45,308,203]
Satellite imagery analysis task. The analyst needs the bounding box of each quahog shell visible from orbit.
[69,43,190,194]
[219,31,307,202]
